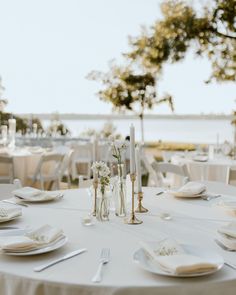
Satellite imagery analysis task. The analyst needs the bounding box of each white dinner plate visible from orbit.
[168,190,204,198]
[133,244,224,277]
[14,193,63,203]
[2,236,68,256]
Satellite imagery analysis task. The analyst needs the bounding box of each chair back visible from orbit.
[140,152,159,186]
[152,161,189,187]
[227,167,236,186]
[71,143,93,180]
[0,179,22,200]
[78,176,93,188]
[33,153,64,181]
[0,156,14,183]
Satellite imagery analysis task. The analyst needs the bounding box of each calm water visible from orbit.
[42,118,233,144]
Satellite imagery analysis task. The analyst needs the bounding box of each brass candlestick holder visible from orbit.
[92,179,98,216]
[125,173,142,225]
[135,191,148,213]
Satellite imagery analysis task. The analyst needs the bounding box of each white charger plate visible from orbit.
[2,236,68,256]
[133,244,224,277]
[14,193,63,203]
[168,189,204,198]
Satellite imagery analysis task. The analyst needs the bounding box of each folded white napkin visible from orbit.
[0,224,64,252]
[13,187,60,202]
[27,224,63,244]
[0,206,22,222]
[169,182,206,197]
[217,201,236,215]
[217,234,236,251]
[218,221,236,239]
[140,239,218,275]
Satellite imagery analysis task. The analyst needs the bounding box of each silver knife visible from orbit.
[34,248,87,272]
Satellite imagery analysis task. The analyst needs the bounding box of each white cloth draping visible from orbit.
[0,185,236,294]
[171,154,236,183]
[0,148,56,185]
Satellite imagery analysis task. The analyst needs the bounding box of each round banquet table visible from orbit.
[171,153,236,183]
[1,185,236,295]
[0,147,52,185]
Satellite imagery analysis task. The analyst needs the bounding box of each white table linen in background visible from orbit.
[0,186,236,294]
[172,154,236,183]
[0,148,57,185]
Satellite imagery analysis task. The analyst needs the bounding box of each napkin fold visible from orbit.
[169,182,206,197]
[140,239,218,275]
[217,222,236,250]
[217,201,236,215]
[13,187,60,202]
[0,205,22,222]
[0,224,64,252]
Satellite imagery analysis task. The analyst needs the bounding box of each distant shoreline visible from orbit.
[16,113,234,121]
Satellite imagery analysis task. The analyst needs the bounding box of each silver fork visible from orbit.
[92,248,110,283]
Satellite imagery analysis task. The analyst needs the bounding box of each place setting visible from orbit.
[167,182,222,202]
[134,238,224,278]
[12,187,64,203]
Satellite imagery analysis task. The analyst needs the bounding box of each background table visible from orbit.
[172,153,236,183]
[1,185,236,295]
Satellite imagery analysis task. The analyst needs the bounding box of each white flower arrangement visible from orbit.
[91,161,110,194]
[110,139,127,164]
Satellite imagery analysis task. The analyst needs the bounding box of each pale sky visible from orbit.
[0,0,235,115]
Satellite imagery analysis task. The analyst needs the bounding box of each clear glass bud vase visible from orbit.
[115,164,127,217]
[96,187,110,221]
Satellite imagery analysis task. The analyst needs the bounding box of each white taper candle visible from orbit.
[130,124,135,174]
[135,146,142,192]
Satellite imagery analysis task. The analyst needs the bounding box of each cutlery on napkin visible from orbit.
[34,248,87,272]
[140,239,218,275]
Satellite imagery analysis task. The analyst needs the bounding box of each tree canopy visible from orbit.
[127,0,236,82]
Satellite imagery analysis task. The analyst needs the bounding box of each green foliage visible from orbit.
[128,0,236,82]
[88,64,173,116]
[0,112,44,134]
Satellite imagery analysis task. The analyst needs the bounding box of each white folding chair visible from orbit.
[0,179,22,200]
[0,156,15,183]
[71,143,93,180]
[59,149,73,188]
[78,175,93,188]
[140,152,159,187]
[227,167,236,186]
[152,161,190,188]
[28,153,64,190]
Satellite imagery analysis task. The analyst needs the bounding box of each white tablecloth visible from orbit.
[1,185,236,295]
[172,154,236,183]
[0,148,54,185]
